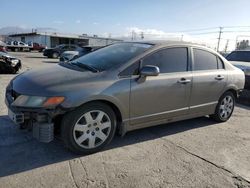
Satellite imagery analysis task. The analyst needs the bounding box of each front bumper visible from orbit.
[5,92,63,124]
[5,87,67,143]
[245,75,250,90]
[43,50,50,56]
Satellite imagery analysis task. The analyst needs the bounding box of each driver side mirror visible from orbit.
[140,65,160,77]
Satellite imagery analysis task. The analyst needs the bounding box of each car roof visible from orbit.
[122,40,200,47]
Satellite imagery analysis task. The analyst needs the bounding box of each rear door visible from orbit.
[189,48,228,114]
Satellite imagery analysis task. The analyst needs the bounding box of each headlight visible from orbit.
[11,95,65,108]
[11,59,19,66]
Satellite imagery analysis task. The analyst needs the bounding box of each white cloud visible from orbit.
[123,27,250,51]
[53,20,64,24]
[18,24,28,29]
[75,20,81,24]
[125,27,187,41]
[100,26,250,51]
[93,22,99,25]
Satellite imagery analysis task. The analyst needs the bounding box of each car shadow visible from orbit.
[25,56,46,59]
[0,114,217,177]
[42,60,59,64]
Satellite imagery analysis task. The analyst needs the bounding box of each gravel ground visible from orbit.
[0,52,250,188]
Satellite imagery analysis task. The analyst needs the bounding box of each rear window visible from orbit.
[226,51,250,62]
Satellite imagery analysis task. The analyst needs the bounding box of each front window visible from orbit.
[70,42,153,71]
[226,51,250,62]
[142,47,188,73]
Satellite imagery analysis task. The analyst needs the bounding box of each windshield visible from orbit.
[0,52,7,56]
[226,51,250,62]
[70,42,153,71]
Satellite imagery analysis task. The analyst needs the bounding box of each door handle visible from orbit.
[215,75,224,80]
[177,78,191,84]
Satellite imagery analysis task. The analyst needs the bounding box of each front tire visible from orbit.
[210,91,235,122]
[52,52,59,58]
[61,102,117,154]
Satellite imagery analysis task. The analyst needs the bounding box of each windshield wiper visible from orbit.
[70,62,99,73]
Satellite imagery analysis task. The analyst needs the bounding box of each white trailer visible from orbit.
[6,41,32,52]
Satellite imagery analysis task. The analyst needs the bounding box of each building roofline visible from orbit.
[8,32,122,41]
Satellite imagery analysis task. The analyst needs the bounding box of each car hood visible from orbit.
[0,52,19,60]
[12,64,103,96]
[62,51,79,56]
[229,61,250,70]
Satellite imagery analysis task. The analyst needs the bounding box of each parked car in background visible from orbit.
[220,52,230,57]
[59,46,102,62]
[226,50,250,89]
[5,41,244,154]
[6,41,32,52]
[0,52,21,73]
[43,44,80,58]
[0,41,7,52]
[28,42,46,52]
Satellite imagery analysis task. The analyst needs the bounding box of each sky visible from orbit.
[1,0,250,50]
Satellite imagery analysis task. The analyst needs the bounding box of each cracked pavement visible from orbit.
[0,52,250,188]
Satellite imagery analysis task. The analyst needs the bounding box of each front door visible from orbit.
[129,47,192,125]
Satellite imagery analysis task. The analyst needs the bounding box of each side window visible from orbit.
[69,46,76,50]
[142,48,188,73]
[119,61,140,76]
[193,49,217,70]
[62,45,68,50]
[217,57,224,69]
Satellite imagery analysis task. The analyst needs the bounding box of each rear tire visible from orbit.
[210,91,235,122]
[61,102,117,154]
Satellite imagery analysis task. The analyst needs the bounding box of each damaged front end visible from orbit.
[5,82,66,143]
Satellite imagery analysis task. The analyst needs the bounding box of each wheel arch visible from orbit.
[82,99,122,123]
[225,89,237,99]
[223,87,239,99]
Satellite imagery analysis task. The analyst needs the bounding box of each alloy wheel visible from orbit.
[73,110,111,149]
[219,95,234,119]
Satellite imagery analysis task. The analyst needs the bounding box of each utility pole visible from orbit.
[224,39,229,53]
[140,32,144,40]
[180,34,184,41]
[217,27,223,52]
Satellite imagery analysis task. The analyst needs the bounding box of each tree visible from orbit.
[236,40,249,50]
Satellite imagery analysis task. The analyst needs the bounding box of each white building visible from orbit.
[8,32,122,48]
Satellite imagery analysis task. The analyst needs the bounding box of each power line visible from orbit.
[188,31,220,35]
[223,25,250,29]
[177,27,219,33]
